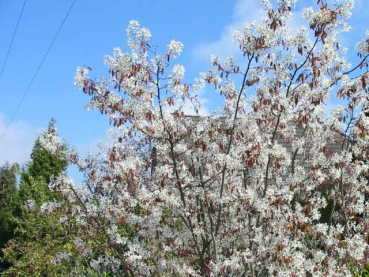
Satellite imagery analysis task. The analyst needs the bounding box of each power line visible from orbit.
[0,0,77,143]
[0,0,27,81]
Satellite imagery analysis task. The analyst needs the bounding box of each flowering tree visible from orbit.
[39,0,369,275]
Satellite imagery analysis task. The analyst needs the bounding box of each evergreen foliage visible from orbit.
[19,118,67,205]
[1,118,69,275]
[0,162,20,270]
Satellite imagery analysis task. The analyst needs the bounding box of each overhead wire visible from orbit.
[0,0,27,81]
[0,0,77,143]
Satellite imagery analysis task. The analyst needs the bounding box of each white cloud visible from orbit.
[193,0,261,62]
[163,88,210,116]
[192,0,313,63]
[182,89,210,116]
[0,113,38,166]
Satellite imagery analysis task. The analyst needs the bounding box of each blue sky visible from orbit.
[0,0,368,179]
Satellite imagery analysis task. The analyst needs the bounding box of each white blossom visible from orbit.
[167,40,184,58]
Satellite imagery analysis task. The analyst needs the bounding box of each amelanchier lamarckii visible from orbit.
[39,0,369,275]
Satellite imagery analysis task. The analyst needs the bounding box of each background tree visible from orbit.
[0,162,20,270]
[19,118,68,205]
[1,119,72,276]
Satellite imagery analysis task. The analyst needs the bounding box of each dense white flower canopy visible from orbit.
[40,0,369,276]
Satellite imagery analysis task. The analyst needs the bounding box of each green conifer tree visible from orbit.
[2,119,71,276]
[0,162,20,270]
[19,118,68,204]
